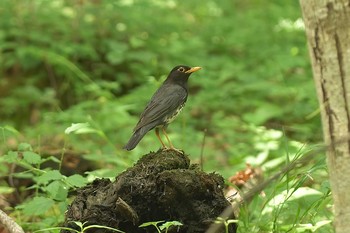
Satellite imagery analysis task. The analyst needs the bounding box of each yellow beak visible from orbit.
[185,66,202,74]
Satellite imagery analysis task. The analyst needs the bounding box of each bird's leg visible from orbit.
[163,127,185,153]
[162,127,175,149]
[162,127,184,154]
[155,128,167,149]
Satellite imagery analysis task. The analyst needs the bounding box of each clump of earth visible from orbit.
[61,149,236,233]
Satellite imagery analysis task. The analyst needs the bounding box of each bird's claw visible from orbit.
[161,147,184,154]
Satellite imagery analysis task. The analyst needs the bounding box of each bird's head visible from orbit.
[165,65,202,85]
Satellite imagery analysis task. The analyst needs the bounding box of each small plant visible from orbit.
[214,217,238,233]
[1,140,89,230]
[139,220,183,233]
[34,221,125,233]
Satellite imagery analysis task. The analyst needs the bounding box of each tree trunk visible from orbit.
[300,1,350,232]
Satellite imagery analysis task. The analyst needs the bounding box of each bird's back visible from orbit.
[133,83,188,132]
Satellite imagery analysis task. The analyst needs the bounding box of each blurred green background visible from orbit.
[0,0,321,172]
[0,0,331,231]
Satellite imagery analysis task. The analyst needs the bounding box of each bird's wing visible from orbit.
[133,84,187,132]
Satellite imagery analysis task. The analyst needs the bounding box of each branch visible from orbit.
[0,209,24,233]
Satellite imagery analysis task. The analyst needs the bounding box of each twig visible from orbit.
[200,128,207,171]
[0,209,24,233]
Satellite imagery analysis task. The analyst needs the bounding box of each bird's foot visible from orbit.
[162,146,184,154]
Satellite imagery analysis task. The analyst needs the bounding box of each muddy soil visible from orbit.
[61,149,236,233]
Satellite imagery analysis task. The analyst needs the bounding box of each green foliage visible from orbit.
[21,197,55,216]
[237,150,332,233]
[34,221,125,233]
[139,220,183,233]
[215,217,238,233]
[1,141,89,230]
[0,0,331,232]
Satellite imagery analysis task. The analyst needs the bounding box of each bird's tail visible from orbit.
[123,127,150,151]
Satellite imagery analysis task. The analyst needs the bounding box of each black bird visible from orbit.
[124,65,202,151]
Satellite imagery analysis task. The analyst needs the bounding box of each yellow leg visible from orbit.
[162,127,174,149]
[162,127,183,153]
[155,128,167,148]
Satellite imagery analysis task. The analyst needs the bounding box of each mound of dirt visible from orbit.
[61,149,236,233]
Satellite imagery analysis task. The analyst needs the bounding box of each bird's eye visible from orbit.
[177,67,185,72]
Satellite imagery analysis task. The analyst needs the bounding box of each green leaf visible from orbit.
[297,220,332,232]
[84,225,126,233]
[3,151,18,163]
[46,180,68,201]
[106,41,128,65]
[42,155,61,164]
[2,125,20,135]
[65,122,89,134]
[65,122,99,135]
[72,221,84,229]
[287,187,323,201]
[66,174,88,188]
[0,186,15,194]
[21,196,55,216]
[243,104,283,125]
[58,201,69,214]
[139,221,164,228]
[159,221,183,231]
[23,151,41,164]
[36,170,64,184]
[18,142,32,151]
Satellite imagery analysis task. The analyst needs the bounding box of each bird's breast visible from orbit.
[164,103,186,124]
